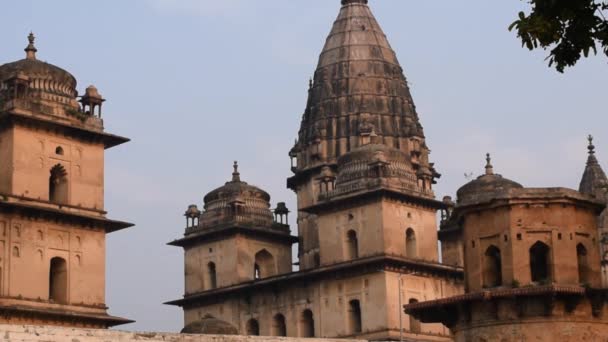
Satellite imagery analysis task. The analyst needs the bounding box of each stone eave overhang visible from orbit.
[301,187,446,215]
[0,110,129,149]
[168,225,299,248]
[165,254,463,307]
[455,187,606,215]
[0,196,133,233]
[404,285,608,326]
[0,304,134,327]
[287,163,337,191]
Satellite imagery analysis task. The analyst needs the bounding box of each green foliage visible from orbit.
[65,107,89,122]
[511,279,521,288]
[510,0,608,72]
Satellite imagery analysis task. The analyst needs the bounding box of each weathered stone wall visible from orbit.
[0,325,367,342]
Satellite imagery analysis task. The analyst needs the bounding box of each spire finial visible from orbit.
[25,32,37,60]
[232,161,241,182]
[588,134,595,155]
[309,78,313,90]
[485,153,494,175]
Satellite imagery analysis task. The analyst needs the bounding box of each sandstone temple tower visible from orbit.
[169,1,464,340]
[0,34,132,328]
[406,154,608,341]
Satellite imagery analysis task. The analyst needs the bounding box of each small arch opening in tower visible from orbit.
[530,241,551,283]
[348,299,362,334]
[300,309,315,337]
[272,314,287,336]
[246,319,260,336]
[207,262,217,289]
[408,298,421,333]
[346,230,359,260]
[577,243,589,284]
[406,228,417,258]
[55,146,64,155]
[254,249,276,279]
[483,245,503,287]
[49,257,68,304]
[49,164,68,204]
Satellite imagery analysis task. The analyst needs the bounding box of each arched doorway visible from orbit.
[406,228,416,258]
[49,164,68,204]
[49,257,68,304]
[272,314,287,336]
[246,319,260,336]
[577,243,589,284]
[207,262,217,289]
[530,241,551,283]
[483,245,502,287]
[348,299,362,334]
[254,249,275,279]
[300,309,315,337]
[408,298,421,333]
[346,230,359,260]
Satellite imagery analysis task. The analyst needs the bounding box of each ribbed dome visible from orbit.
[198,162,273,230]
[0,34,78,109]
[294,0,425,164]
[181,315,238,335]
[457,155,523,204]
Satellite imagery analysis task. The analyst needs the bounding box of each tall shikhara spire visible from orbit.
[579,135,608,195]
[290,0,433,180]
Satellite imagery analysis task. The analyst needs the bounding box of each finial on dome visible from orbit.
[588,134,595,155]
[309,78,313,90]
[485,153,494,175]
[232,161,241,182]
[25,32,37,60]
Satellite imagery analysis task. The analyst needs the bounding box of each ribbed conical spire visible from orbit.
[292,0,430,175]
[579,135,608,195]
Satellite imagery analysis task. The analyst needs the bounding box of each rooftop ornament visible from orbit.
[485,153,494,175]
[232,161,241,182]
[25,32,37,60]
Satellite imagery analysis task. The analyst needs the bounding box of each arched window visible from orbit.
[49,257,68,304]
[254,249,276,279]
[272,314,287,337]
[300,309,315,337]
[348,300,362,334]
[406,228,417,258]
[408,298,421,333]
[49,164,68,204]
[55,146,64,155]
[246,319,260,336]
[577,243,589,284]
[530,241,551,283]
[207,262,217,289]
[483,245,502,287]
[346,230,359,260]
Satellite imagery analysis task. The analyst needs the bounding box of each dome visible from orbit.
[203,162,271,204]
[0,34,78,108]
[181,315,238,335]
[457,154,523,204]
[197,162,274,230]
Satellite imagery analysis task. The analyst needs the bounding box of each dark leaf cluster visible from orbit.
[509,0,608,72]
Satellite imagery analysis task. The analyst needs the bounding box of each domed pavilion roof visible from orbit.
[456,154,523,205]
[0,33,78,108]
[196,162,274,230]
[181,315,238,335]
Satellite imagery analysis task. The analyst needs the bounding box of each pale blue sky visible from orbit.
[1,0,607,333]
